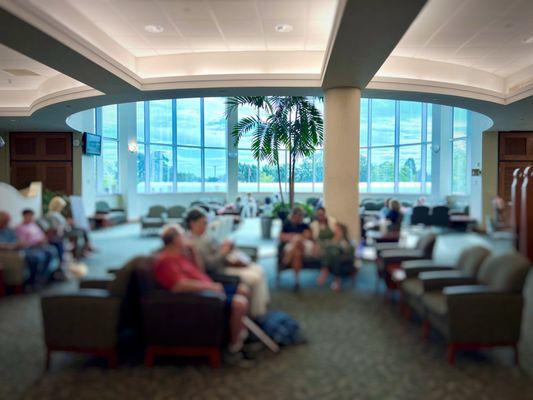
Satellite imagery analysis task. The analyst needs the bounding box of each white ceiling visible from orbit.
[0,44,58,89]
[392,0,533,77]
[57,0,338,56]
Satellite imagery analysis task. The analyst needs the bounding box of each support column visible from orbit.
[226,100,238,203]
[118,102,138,220]
[323,87,361,240]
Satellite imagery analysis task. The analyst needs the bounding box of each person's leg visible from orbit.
[229,294,249,348]
[49,240,65,264]
[23,249,42,288]
[225,265,269,317]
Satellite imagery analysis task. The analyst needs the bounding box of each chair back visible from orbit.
[430,205,450,227]
[167,205,186,219]
[147,205,166,218]
[411,205,430,225]
[477,252,531,293]
[456,245,490,276]
[415,233,437,258]
[95,201,110,213]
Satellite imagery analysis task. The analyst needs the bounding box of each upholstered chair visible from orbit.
[421,252,531,364]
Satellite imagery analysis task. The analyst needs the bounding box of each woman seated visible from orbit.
[385,200,403,232]
[185,208,270,317]
[155,225,249,352]
[316,223,355,291]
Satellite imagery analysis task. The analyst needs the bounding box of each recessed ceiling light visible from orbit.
[521,36,533,44]
[144,24,164,34]
[275,24,293,33]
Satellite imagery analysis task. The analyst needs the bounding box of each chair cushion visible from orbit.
[457,246,490,276]
[477,252,531,292]
[422,292,447,316]
[401,278,424,297]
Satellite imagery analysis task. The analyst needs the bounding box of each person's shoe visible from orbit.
[228,329,249,354]
[330,281,341,292]
[52,269,68,282]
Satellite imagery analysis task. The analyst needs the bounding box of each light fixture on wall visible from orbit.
[128,141,138,154]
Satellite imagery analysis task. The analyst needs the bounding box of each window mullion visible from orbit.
[421,103,427,193]
[171,99,177,193]
[394,101,400,193]
[200,98,205,192]
[367,99,372,193]
[144,101,150,193]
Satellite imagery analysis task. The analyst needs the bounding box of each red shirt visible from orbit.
[154,252,212,291]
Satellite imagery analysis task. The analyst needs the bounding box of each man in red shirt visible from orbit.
[154,225,249,352]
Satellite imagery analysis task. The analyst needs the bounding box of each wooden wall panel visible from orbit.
[499,132,533,162]
[9,132,73,194]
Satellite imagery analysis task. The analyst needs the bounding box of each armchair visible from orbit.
[94,201,127,226]
[0,249,26,293]
[140,205,167,235]
[400,246,490,318]
[166,205,187,226]
[376,233,436,292]
[421,252,531,364]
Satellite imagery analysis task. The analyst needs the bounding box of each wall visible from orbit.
[481,131,498,227]
[0,132,9,183]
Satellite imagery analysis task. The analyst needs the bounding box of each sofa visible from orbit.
[41,256,234,369]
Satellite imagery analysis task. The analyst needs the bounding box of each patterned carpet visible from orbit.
[1,221,533,399]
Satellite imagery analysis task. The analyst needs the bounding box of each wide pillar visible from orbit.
[323,87,361,240]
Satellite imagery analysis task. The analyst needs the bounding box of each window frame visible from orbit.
[137,98,228,194]
[95,105,120,195]
[360,99,432,195]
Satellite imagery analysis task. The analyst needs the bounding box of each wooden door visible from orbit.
[9,132,73,194]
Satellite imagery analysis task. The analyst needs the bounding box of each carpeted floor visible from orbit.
[1,220,533,399]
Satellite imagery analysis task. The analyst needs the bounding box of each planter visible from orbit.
[261,216,273,239]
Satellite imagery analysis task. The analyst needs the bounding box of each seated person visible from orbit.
[185,209,270,317]
[16,209,64,279]
[309,207,335,243]
[316,222,355,292]
[261,197,274,217]
[155,225,249,352]
[47,196,94,258]
[379,198,392,218]
[280,207,317,290]
[0,211,53,288]
[385,200,403,232]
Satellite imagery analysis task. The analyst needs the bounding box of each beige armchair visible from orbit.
[421,252,531,365]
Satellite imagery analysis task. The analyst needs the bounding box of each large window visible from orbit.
[96,105,119,194]
[451,108,468,194]
[137,98,227,193]
[359,99,432,194]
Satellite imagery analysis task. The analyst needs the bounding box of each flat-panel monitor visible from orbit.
[83,132,101,156]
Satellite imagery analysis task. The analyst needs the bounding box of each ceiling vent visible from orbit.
[2,68,40,77]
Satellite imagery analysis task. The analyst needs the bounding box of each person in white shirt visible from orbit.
[242,192,257,218]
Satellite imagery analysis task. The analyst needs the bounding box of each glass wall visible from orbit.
[359,99,432,194]
[96,105,119,194]
[92,97,472,197]
[451,107,468,194]
[135,98,227,193]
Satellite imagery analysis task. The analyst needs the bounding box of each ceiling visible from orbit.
[3,0,533,133]
[61,0,337,56]
[375,0,533,104]
[0,43,59,90]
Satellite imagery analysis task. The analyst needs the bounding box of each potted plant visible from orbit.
[227,96,324,211]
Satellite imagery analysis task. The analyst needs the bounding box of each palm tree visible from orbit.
[227,96,323,209]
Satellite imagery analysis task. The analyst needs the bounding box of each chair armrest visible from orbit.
[402,260,454,279]
[141,291,226,347]
[80,277,113,290]
[419,271,477,291]
[208,272,240,285]
[380,249,425,264]
[236,245,258,262]
[110,208,125,212]
[0,250,26,285]
[444,286,524,343]
[374,242,400,255]
[41,290,121,349]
